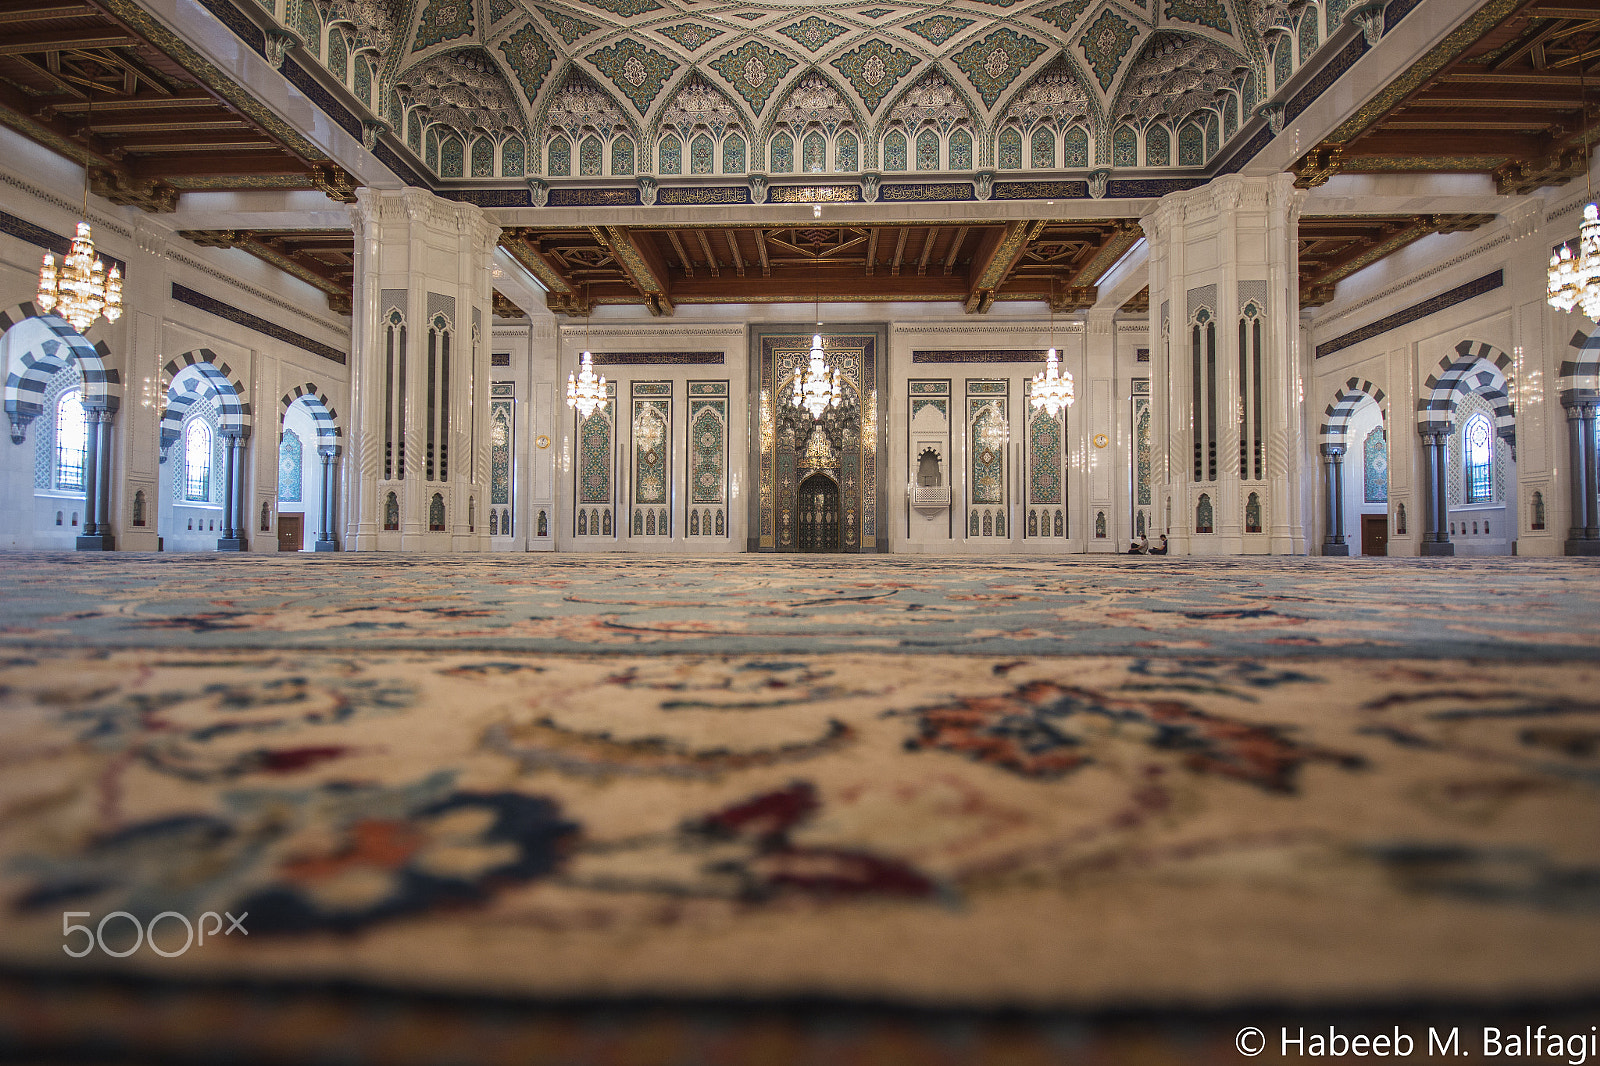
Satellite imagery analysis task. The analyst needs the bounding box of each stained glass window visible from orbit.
[917,129,940,170]
[440,134,464,177]
[579,135,602,176]
[1112,125,1136,167]
[949,128,972,170]
[804,131,827,173]
[184,419,212,502]
[471,136,494,177]
[502,136,524,176]
[407,111,421,152]
[1274,40,1292,89]
[548,135,571,176]
[883,129,907,171]
[771,131,794,172]
[1063,126,1087,168]
[691,133,714,174]
[327,27,347,81]
[998,126,1023,169]
[1465,413,1492,503]
[1299,8,1319,60]
[54,390,86,492]
[1205,116,1219,158]
[659,134,682,174]
[836,131,858,171]
[1145,124,1170,166]
[612,136,635,175]
[426,128,440,172]
[723,133,746,173]
[353,57,371,107]
[1178,123,1203,166]
[1030,128,1054,169]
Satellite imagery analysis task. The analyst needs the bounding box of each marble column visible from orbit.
[316,444,340,551]
[1321,443,1348,555]
[217,432,248,551]
[1583,400,1598,541]
[75,408,113,550]
[1420,430,1454,556]
[1563,395,1593,553]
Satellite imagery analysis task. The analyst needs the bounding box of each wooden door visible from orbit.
[795,473,840,553]
[277,514,303,552]
[1362,514,1388,556]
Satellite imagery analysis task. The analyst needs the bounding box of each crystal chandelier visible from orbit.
[797,332,841,419]
[37,220,122,334]
[1548,64,1599,318]
[1548,204,1600,319]
[566,349,607,419]
[565,289,608,418]
[1029,282,1074,416]
[795,260,839,419]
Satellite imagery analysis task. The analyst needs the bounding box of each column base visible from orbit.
[1565,539,1600,556]
[1322,542,1350,556]
[75,534,114,551]
[1421,541,1456,556]
[216,538,248,552]
[314,538,339,552]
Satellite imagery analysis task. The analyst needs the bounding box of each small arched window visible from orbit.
[55,390,88,492]
[184,419,212,502]
[1464,412,1492,503]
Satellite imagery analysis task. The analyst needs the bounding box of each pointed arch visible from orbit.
[1416,340,1515,446]
[1561,327,1600,395]
[1,303,119,429]
[279,382,342,441]
[871,64,981,146]
[1319,377,1386,445]
[758,66,870,168]
[989,51,1103,138]
[161,349,251,448]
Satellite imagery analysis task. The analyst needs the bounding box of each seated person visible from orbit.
[1149,534,1169,555]
[1127,534,1149,554]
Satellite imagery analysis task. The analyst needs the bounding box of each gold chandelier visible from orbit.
[37,221,122,334]
[1548,61,1599,318]
[1029,281,1075,417]
[565,288,608,418]
[796,259,840,420]
[1549,204,1600,319]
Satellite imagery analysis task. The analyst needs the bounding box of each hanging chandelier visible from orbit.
[795,259,839,420]
[566,349,607,419]
[1548,60,1599,318]
[565,287,608,418]
[1029,281,1074,416]
[37,221,122,334]
[1548,204,1600,319]
[797,332,841,419]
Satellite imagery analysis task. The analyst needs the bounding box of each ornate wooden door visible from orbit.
[796,473,840,553]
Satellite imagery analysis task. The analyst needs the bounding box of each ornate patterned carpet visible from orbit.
[0,553,1597,1064]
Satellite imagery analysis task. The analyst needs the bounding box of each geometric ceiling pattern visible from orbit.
[349,0,1283,180]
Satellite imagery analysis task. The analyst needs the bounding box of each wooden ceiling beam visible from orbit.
[497,228,576,297]
[917,227,938,276]
[37,91,214,114]
[890,228,907,277]
[0,5,98,23]
[724,231,745,278]
[668,273,970,304]
[965,221,1041,314]
[124,153,308,178]
[87,117,248,134]
[665,230,695,278]
[756,229,770,277]
[943,226,967,275]
[596,225,674,316]
[695,229,720,277]
[865,227,878,276]
[0,31,138,54]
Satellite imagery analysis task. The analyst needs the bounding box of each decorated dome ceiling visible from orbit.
[298,0,1336,182]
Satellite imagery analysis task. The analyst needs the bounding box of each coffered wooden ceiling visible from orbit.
[188,213,1495,316]
[1294,0,1600,193]
[498,220,1142,316]
[0,0,356,210]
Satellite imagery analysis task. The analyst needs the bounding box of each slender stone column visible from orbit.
[81,412,100,537]
[315,444,340,551]
[1566,396,1589,549]
[1321,443,1348,555]
[217,432,248,551]
[1421,431,1454,556]
[1583,401,1599,540]
[95,409,112,534]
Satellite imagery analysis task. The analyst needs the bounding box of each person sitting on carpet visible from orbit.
[1128,535,1149,554]
[1149,534,1169,555]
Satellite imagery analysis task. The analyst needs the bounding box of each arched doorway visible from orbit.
[796,472,840,553]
